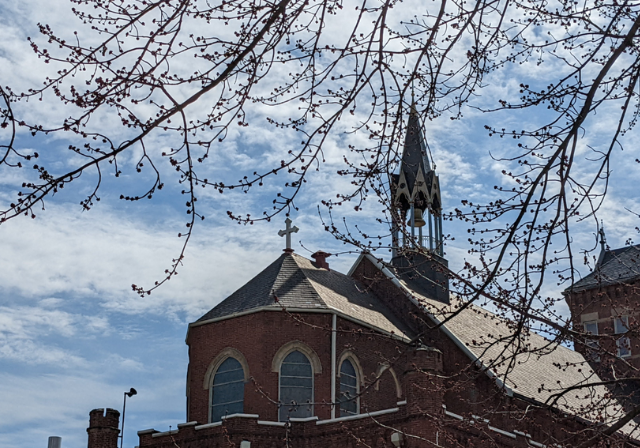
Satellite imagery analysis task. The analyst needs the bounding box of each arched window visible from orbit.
[279,350,313,421]
[339,359,359,416]
[210,357,245,422]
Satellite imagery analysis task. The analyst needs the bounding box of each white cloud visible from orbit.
[38,297,64,308]
[0,305,96,339]
[0,304,112,366]
[104,353,145,371]
[0,337,86,366]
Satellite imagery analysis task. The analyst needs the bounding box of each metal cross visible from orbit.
[278,218,299,251]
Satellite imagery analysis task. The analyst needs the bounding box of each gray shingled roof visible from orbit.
[351,253,636,434]
[407,288,636,433]
[197,253,414,340]
[570,245,640,291]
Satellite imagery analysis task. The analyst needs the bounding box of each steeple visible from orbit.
[399,100,431,198]
[388,98,449,303]
[390,98,444,257]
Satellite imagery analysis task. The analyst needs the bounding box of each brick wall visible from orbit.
[137,403,614,448]
[567,284,640,375]
[136,303,630,448]
[187,310,414,424]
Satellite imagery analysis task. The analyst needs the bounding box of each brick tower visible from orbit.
[87,408,120,448]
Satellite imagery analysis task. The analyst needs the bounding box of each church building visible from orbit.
[87,107,639,448]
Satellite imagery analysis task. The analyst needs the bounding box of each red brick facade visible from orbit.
[129,305,622,448]
[186,311,410,423]
[567,283,640,374]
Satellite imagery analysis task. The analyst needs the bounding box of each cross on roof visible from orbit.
[278,218,299,252]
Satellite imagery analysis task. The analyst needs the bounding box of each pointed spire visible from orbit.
[399,97,430,199]
[596,220,607,267]
[599,220,606,251]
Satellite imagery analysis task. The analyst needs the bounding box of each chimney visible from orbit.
[48,436,62,448]
[87,408,120,448]
[311,251,331,270]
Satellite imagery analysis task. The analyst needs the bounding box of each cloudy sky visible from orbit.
[1,0,640,447]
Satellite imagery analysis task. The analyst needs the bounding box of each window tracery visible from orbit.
[339,358,359,416]
[279,350,314,421]
[210,357,245,422]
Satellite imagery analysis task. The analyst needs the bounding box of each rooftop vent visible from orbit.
[311,251,331,270]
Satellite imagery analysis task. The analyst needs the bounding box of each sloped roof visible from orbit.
[196,249,637,435]
[196,252,414,340]
[352,253,638,435]
[413,288,636,433]
[569,245,640,291]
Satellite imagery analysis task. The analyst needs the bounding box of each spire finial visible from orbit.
[278,217,299,252]
[596,220,607,268]
[599,220,606,251]
[410,82,417,115]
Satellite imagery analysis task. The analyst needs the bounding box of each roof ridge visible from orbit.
[288,252,347,305]
[267,253,289,298]
[271,253,327,307]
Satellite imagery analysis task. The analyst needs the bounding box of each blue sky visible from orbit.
[2,0,640,447]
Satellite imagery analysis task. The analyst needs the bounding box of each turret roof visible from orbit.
[567,244,640,292]
[196,252,414,340]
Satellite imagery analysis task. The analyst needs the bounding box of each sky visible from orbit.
[2,1,640,447]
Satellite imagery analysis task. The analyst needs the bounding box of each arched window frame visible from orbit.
[272,341,322,421]
[374,362,403,399]
[337,351,364,416]
[204,348,250,423]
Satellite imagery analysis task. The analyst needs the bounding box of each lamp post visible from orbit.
[120,388,137,448]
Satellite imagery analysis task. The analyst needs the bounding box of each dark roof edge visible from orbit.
[563,273,640,295]
[564,244,640,294]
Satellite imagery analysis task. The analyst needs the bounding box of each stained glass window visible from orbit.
[339,359,358,416]
[279,350,313,421]
[211,357,244,422]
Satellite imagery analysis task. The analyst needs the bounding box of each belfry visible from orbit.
[389,99,449,303]
[390,99,444,256]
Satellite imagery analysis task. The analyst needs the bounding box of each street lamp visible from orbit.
[120,388,137,448]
